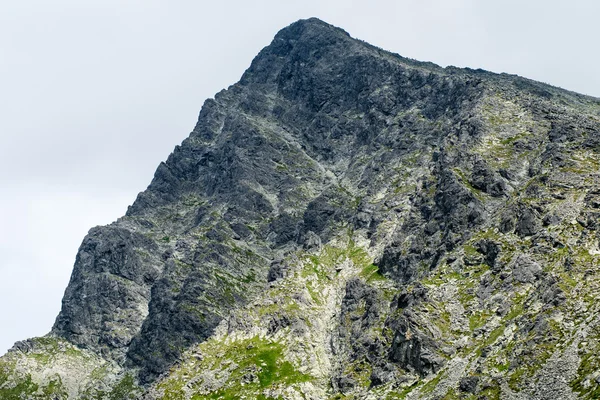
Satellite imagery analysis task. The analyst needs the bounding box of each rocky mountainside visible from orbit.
[3,17,600,399]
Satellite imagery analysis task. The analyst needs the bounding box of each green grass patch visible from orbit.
[420,372,444,394]
[469,311,491,331]
[0,372,40,400]
[571,352,600,398]
[161,337,312,400]
[360,264,387,282]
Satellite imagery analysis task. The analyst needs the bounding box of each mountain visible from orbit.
[2,17,600,399]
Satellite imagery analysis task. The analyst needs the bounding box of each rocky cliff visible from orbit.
[2,18,600,399]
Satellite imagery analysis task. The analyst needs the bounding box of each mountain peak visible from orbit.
[275,17,349,38]
[239,18,353,86]
[3,17,600,400]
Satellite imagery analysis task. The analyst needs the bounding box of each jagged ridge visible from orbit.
[2,17,600,400]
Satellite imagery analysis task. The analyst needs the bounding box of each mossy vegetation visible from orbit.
[420,372,444,394]
[154,238,397,399]
[360,263,386,282]
[452,168,485,201]
[302,242,389,285]
[4,19,600,400]
[0,361,70,400]
[0,373,40,400]
[469,311,491,331]
[159,336,312,399]
[0,337,130,400]
[571,352,600,398]
[105,374,142,400]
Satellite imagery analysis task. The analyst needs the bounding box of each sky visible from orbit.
[1,0,599,354]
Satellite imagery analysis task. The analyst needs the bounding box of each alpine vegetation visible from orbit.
[2,18,600,399]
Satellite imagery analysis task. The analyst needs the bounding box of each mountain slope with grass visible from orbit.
[2,18,600,399]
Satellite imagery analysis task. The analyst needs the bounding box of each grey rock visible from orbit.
[397,284,429,309]
[52,226,162,361]
[459,376,479,393]
[389,316,443,376]
[302,231,322,251]
[511,254,543,283]
[475,239,501,269]
[267,260,288,282]
[516,207,541,237]
[4,16,600,400]
[370,363,396,387]
[471,159,506,197]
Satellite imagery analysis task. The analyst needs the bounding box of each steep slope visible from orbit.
[2,17,600,399]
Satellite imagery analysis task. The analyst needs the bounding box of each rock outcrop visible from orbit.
[2,17,600,399]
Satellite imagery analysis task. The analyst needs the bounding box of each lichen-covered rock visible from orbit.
[3,16,600,399]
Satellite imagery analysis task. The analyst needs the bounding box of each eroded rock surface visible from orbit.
[3,17,600,399]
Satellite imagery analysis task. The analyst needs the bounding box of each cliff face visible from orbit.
[3,18,600,399]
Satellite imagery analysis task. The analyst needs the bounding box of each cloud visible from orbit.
[0,0,598,353]
[0,184,132,352]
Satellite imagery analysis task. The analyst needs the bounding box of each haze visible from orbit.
[1,0,599,354]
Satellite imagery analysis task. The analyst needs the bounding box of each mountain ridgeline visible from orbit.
[3,18,600,400]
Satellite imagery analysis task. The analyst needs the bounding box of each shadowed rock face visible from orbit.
[4,17,600,399]
[53,18,488,381]
[53,226,162,360]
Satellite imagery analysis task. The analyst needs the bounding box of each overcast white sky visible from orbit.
[1,0,599,354]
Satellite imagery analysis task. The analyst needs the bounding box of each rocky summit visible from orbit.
[2,17,600,400]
